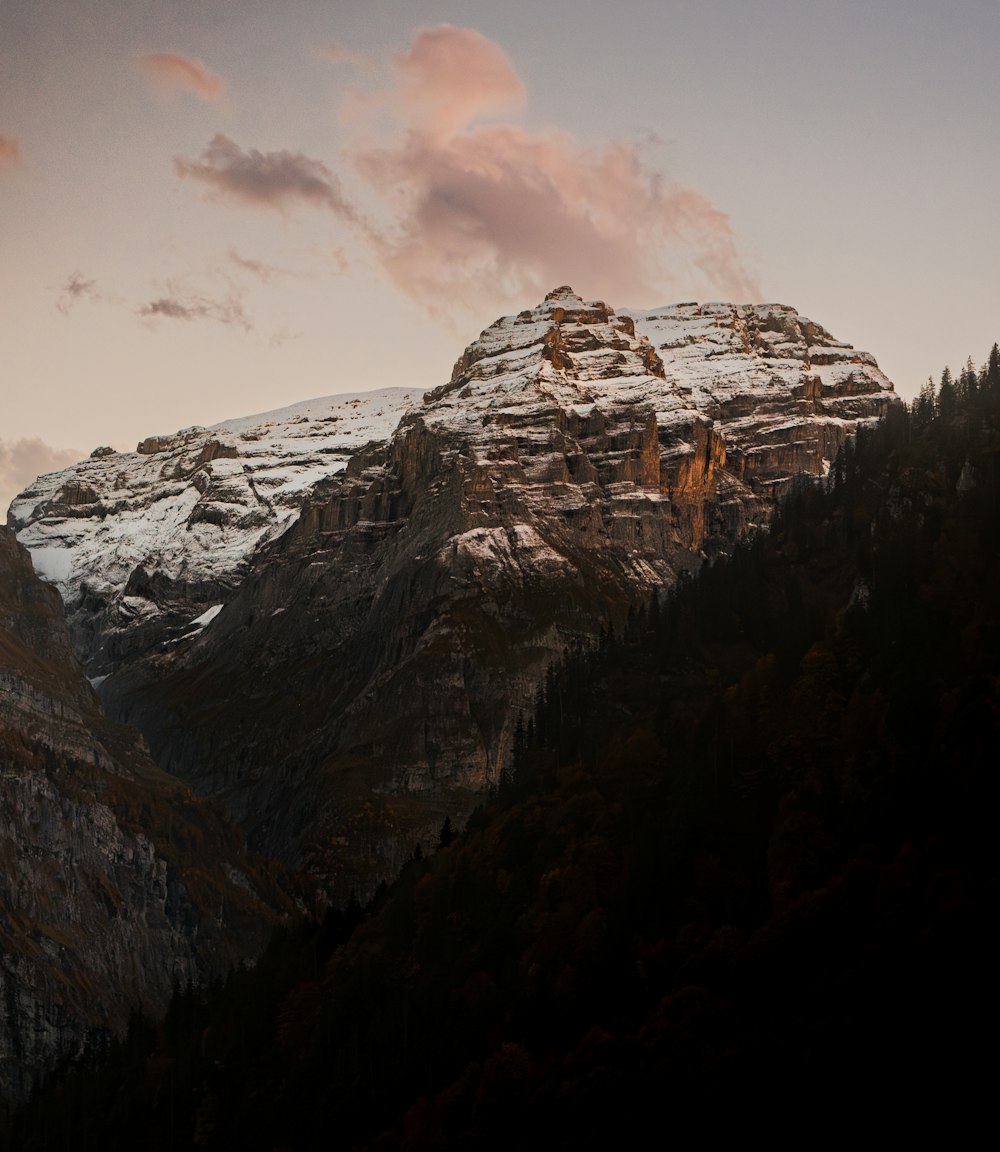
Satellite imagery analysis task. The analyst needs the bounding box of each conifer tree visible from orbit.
[437,817,455,850]
[938,366,957,422]
[914,376,936,426]
[986,343,1000,405]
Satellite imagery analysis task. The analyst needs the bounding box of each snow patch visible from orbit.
[189,604,224,629]
[28,546,73,584]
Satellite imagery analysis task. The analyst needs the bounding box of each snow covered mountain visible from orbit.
[8,388,419,673]
[10,288,897,897]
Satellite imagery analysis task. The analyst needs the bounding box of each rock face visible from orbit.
[0,527,290,1101]
[11,289,897,900]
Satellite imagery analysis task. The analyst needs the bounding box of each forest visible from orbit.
[7,347,1000,1148]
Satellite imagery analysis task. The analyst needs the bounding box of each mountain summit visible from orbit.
[11,290,897,897]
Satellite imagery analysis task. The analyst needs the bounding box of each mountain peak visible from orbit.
[543,285,585,304]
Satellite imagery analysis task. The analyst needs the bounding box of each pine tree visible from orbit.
[937,366,957,423]
[961,355,978,404]
[437,817,455,850]
[986,343,1000,409]
[914,376,936,427]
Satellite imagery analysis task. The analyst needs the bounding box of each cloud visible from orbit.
[174,134,360,220]
[171,26,758,313]
[140,297,200,320]
[348,25,759,311]
[51,267,262,339]
[227,249,292,284]
[56,271,102,315]
[0,135,21,170]
[1,438,82,519]
[140,53,225,102]
[391,24,525,142]
[53,268,257,336]
[139,285,252,331]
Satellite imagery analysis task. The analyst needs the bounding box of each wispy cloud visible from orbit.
[56,271,102,315]
[138,284,252,331]
[1,437,82,518]
[0,135,22,170]
[53,267,258,336]
[348,24,759,311]
[174,134,359,219]
[140,297,200,320]
[227,249,294,284]
[140,53,225,102]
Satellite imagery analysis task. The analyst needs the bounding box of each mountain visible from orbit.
[11,355,997,1147]
[10,288,897,898]
[0,526,293,1101]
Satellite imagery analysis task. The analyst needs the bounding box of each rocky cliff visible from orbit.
[0,527,291,1101]
[10,289,897,900]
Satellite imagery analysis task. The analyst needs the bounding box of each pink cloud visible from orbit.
[175,134,359,220]
[140,53,225,102]
[0,135,22,170]
[392,24,525,142]
[348,25,759,311]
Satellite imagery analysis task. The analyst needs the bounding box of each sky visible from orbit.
[3,0,1000,513]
